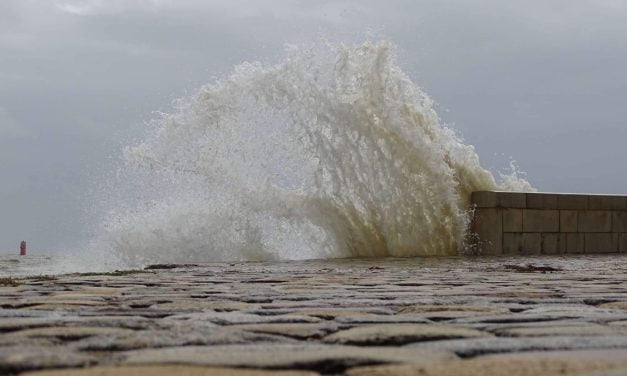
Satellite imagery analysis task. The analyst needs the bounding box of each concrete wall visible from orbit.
[471,191,627,255]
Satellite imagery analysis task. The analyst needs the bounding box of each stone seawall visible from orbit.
[471,191,627,255]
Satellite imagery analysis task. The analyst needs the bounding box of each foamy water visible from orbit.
[0,254,65,277]
[83,40,533,269]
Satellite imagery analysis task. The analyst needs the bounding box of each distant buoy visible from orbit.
[20,240,26,256]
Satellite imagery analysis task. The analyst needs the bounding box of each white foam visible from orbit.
[96,40,534,267]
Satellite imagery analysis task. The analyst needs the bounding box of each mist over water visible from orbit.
[93,40,533,268]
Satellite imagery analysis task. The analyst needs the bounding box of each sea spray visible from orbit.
[98,40,534,267]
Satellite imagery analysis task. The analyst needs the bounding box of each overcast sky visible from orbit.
[1,0,626,251]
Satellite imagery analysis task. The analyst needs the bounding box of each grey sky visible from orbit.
[1,0,626,251]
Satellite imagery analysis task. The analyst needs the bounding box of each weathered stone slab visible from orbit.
[322,324,490,345]
[49,287,131,296]
[21,366,319,376]
[4,326,134,340]
[495,324,627,337]
[346,349,627,376]
[0,345,95,373]
[600,301,627,310]
[522,210,559,232]
[122,344,457,371]
[149,300,256,312]
[286,308,393,319]
[334,315,431,324]
[164,312,322,325]
[233,323,337,339]
[407,336,627,357]
[0,318,63,331]
[71,326,290,351]
[399,305,508,315]
[65,316,154,330]
[579,211,613,232]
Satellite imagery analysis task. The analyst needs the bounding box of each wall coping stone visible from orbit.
[472,191,627,211]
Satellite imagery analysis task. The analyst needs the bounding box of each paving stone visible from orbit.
[0,337,60,347]
[71,326,292,351]
[232,323,337,339]
[21,365,319,376]
[579,367,627,376]
[148,300,257,312]
[472,319,602,332]
[334,314,432,324]
[48,287,130,296]
[600,301,627,310]
[164,312,322,325]
[494,324,627,337]
[323,324,490,345]
[65,316,154,330]
[346,349,627,376]
[0,318,64,332]
[406,336,627,357]
[122,344,457,372]
[285,308,393,319]
[0,345,95,373]
[399,304,508,314]
[4,326,135,340]
[8,299,109,309]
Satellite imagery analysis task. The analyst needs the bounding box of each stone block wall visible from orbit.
[470,191,627,255]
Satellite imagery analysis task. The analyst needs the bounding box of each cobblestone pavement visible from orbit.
[1,255,627,375]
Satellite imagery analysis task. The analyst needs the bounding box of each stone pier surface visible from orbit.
[471,191,627,255]
[1,256,627,375]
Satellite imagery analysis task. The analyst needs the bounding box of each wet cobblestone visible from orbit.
[1,255,627,375]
